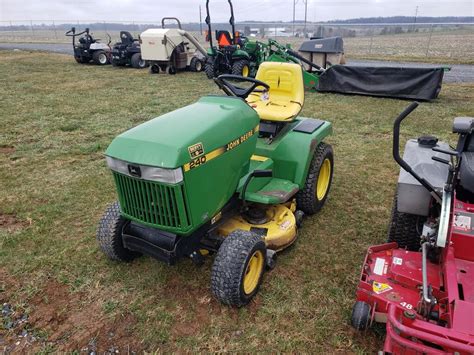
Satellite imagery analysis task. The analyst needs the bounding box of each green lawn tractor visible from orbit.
[97,62,334,306]
[204,0,267,79]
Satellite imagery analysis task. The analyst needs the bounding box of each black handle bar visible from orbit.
[393,102,442,200]
[161,17,182,29]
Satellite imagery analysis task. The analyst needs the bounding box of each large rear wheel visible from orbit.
[387,192,424,251]
[232,59,250,77]
[131,52,147,69]
[211,230,266,307]
[92,50,109,65]
[296,142,334,215]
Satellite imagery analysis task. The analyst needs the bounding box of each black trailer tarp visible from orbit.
[316,65,445,101]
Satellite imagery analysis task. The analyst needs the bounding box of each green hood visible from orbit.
[106,96,259,168]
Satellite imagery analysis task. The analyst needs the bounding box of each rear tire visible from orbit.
[351,301,371,330]
[296,142,334,215]
[190,57,203,72]
[92,50,109,65]
[211,230,266,307]
[131,52,147,69]
[205,60,216,79]
[387,192,423,251]
[96,201,139,262]
[232,59,250,77]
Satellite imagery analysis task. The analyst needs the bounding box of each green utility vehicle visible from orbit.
[97,62,334,306]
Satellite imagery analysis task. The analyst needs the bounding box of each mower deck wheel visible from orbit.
[387,191,424,251]
[190,57,203,72]
[232,59,250,77]
[92,50,109,65]
[131,53,147,69]
[96,201,140,262]
[211,230,266,307]
[296,142,334,215]
[351,301,371,330]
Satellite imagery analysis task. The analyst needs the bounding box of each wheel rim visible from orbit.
[196,61,202,71]
[243,250,264,295]
[242,65,249,77]
[316,158,331,200]
[99,53,107,64]
[139,59,145,68]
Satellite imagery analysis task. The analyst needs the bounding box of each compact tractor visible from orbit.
[352,103,474,353]
[97,62,334,306]
[65,27,111,65]
[111,31,147,69]
[140,17,206,74]
[204,0,266,79]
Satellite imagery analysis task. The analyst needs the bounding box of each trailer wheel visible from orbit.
[190,57,203,72]
[92,50,109,65]
[387,192,424,251]
[166,65,177,75]
[131,53,147,69]
[205,60,216,79]
[351,301,371,330]
[150,64,160,74]
[232,59,250,77]
[211,230,266,307]
[96,201,140,262]
[296,142,334,215]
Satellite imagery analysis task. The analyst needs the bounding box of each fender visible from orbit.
[232,49,250,60]
[255,119,333,188]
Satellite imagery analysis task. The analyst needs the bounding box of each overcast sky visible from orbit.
[1,0,473,23]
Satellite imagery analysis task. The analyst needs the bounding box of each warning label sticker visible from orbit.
[454,214,472,232]
[373,282,393,295]
[393,257,403,266]
[373,257,386,275]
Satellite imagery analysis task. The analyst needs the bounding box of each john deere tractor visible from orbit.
[97,62,334,306]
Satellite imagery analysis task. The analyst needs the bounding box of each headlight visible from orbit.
[105,156,183,184]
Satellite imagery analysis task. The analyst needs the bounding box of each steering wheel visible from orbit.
[214,74,269,99]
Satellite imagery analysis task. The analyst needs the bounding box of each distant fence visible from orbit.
[0,20,473,60]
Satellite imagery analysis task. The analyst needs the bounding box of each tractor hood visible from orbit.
[105,96,259,169]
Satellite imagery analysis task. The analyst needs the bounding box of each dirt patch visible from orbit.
[0,273,144,353]
[0,213,30,232]
[0,146,15,154]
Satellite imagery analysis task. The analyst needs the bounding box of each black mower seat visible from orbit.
[460,152,474,194]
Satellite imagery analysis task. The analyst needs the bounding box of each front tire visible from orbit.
[131,53,147,69]
[387,192,423,251]
[92,50,109,65]
[96,201,139,262]
[204,60,216,79]
[190,57,203,72]
[351,301,371,330]
[232,59,250,77]
[211,230,266,307]
[296,142,334,215]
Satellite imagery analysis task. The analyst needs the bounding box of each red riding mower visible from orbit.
[352,103,474,354]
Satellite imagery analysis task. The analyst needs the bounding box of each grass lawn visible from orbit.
[0,50,473,353]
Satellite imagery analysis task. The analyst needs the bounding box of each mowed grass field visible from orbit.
[0,50,473,353]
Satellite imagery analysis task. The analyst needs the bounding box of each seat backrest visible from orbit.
[255,62,304,105]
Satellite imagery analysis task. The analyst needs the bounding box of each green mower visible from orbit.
[97,62,334,306]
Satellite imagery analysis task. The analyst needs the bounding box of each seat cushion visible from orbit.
[246,62,304,122]
[247,95,302,121]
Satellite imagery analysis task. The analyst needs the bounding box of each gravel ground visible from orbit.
[1,42,473,83]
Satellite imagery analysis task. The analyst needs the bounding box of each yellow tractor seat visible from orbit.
[246,62,305,122]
